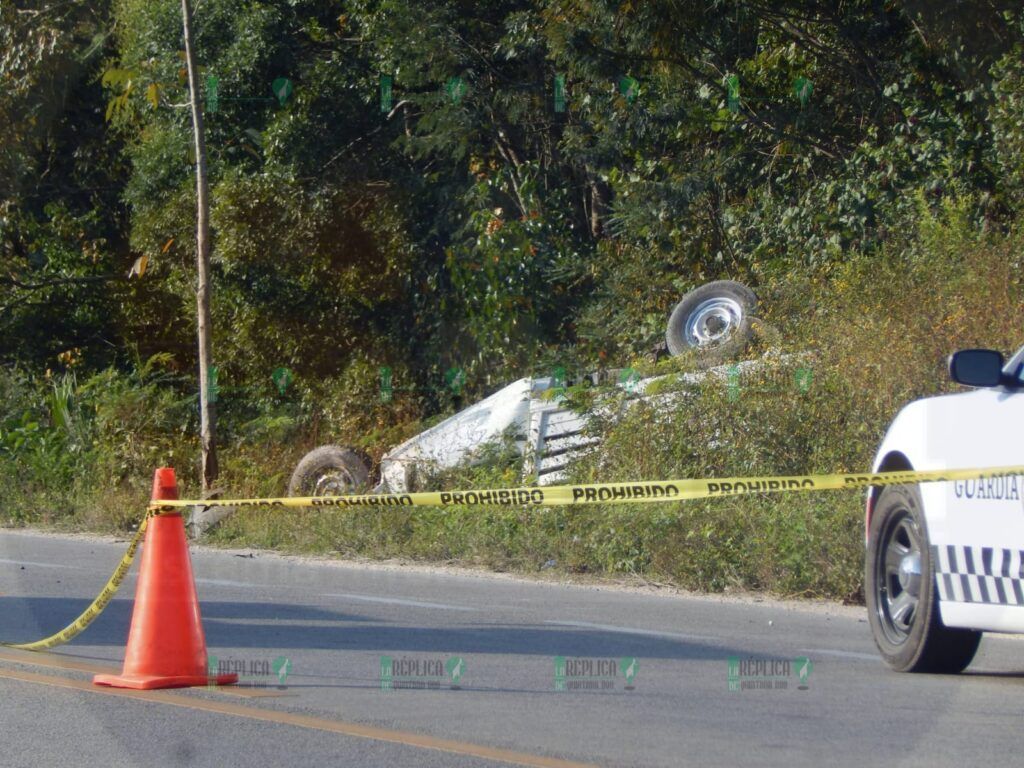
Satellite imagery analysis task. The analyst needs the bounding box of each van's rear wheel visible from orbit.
[665,280,758,362]
[865,484,981,672]
[288,445,371,496]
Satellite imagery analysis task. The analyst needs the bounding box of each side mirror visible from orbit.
[948,349,1006,388]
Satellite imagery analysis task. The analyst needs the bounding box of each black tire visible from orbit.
[665,280,758,361]
[287,445,371,496]
[865,484,981,673]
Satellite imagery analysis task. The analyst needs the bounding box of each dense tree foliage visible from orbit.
[1,1,129,367]
[3,1,1023,400]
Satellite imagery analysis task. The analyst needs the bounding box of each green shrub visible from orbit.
[7,200,1023,604]
[555,203,1021,600]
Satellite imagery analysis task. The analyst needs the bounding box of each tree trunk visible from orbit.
[181,0,218,490]
[589,179,608,239]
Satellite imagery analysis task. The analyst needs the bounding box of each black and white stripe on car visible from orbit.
[933,545,1024,606]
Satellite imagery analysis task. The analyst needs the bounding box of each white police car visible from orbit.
[866,346,1024,672]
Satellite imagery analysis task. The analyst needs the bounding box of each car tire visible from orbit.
[665,280,758,361]
[287,445,371,497]
[865,484,982,673]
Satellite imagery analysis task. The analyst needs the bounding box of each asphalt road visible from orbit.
[2,529,1023,768]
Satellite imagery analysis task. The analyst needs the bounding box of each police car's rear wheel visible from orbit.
[866,484,981,673]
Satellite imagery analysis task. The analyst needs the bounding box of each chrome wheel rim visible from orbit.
[684,297,744,347]
[875,510,923,645]
[312,469,354,496]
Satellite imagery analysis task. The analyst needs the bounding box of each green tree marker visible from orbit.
[446,366,466,395]
[726,74,740,113]
[554,656,567,691]
[206,75,218,113]
[618,75,638,103]
[794,657,813,690]
[380,655,394,691]
[726,363,741,401]
[552,365,566,394]
[619,367,641,393]
[380,74,393,113]
[446,656,464,687]
[794,366,813,393]
[380,366,393,403]
[792,76,813,107]
[207,655,219,690]
[207,366,220,404]
[271,77,293,106]
[272,656,291,689]
[271,367,292,395]
[554,74,566,113]
[620,657,638,690]
[446,76,466,104]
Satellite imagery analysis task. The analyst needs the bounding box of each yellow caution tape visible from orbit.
[3,514,154,651]
[9,465,1023,652]
[152,465,1024,511]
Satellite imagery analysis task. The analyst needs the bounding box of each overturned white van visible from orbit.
[286,281,767,498]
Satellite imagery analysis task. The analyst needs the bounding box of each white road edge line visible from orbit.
[800,648,881,662]
[0,559,83,570]
[544,619,720,643]
[324,593,479,612]
[195,577,262,588]
[195,580,481,612]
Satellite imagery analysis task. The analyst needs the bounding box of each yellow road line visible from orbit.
[0,648,285,698]
[0,665,599,768]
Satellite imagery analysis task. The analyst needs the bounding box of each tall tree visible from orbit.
[180,0,217,489]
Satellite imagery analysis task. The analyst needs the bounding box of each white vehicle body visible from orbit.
[375,375,599,493]
[868,343,1024,636]
[376,354,804,493]
[287,278,771,503]
[377,377,544,492]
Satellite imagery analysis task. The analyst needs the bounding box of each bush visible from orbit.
[206,209,1020,604]
[557,200,1021,600]
[6,198,1022,604]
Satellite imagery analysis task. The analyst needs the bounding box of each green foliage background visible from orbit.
[3,1,1024,599]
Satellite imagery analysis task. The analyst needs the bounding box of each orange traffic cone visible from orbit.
[94,467,237,690]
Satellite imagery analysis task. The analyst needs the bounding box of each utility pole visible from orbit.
[180,0,218,489]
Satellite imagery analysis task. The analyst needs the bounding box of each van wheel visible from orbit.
[288,445,371,496]
[865,484,981,672]
[665,280,758,361]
